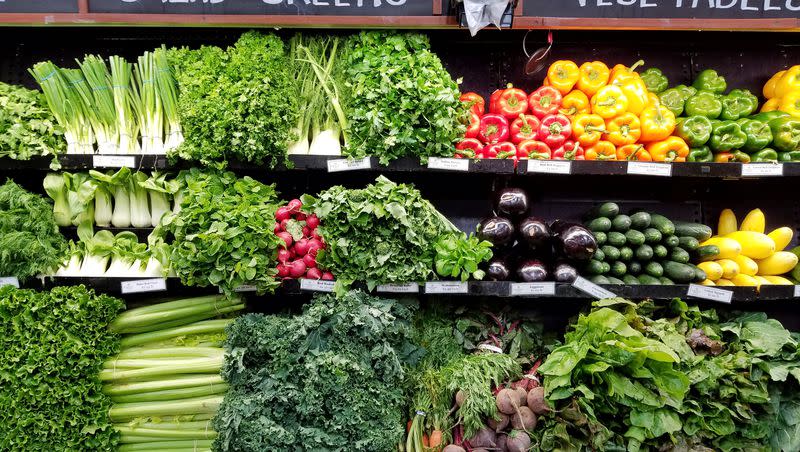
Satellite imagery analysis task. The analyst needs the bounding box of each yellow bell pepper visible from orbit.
[609,60,645,84]
[775,65,800,98]
[608,60,649,114]
[577,61,610,97]
[559,90,591,116]
[639,104,676,142]
[647,92,660,107]
[547,60,580,95]
[591,85,628,119]
[761,97,780,113]
[778,91,800,118]
[763,70,785,99]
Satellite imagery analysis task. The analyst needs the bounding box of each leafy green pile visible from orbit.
[0,81,64,160]
[0,285,123,451]
[434,233,493,281]
[343,32,466,164]
[214,291,416,451]
[168,31,297,168]
[0,179,68,279]
[153,168,282,295]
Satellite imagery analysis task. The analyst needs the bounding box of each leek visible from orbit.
[135,51,164,154]
[110,55,141,154]
[79,55,119,154]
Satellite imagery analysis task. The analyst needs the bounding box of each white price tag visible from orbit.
[121,278,167,294]
[572,276,616,299]
[327,157,372,173]
[794,285,800,298]
[687,284,732,304]
[741,163,784,177]
[0,277,20,288]
[377,283,420,293]
[92,155,137,168]
[510,282,556,296]
[427,157,470,172]
[627,162,672,177]
[299,279,335,292]
[425,281,469,294]
[526,160,571,175]
[234,285,258,293]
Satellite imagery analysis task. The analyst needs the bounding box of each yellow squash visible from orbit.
[755,276,772,286]
[739,209,765,234]
[755,252,799,276]
[697,261,723,281]
[700,279,715,286]
[767,227,794,251]
[764,276,793,285]
[717,259,740,280]
[700,237,742,260]
[731,255,759,277]
[718,209,737,235]
[731,274,759,287]
[725,231,776,260]
[716,278,735,287]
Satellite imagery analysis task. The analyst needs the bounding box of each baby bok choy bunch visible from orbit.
[56,228,168,278]
[103,295,243,451]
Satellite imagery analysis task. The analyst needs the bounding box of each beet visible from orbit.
[513,387,528,407]
[467,427,496,449]
[472,449,490,452]
[496,433,509,452]
[510,406,537,431]
[527,386,549,415]
[455,390,466,407]
[506,430,531,452]
[496,388,520,415]
[442,446,466,452]
[487,413,509,432]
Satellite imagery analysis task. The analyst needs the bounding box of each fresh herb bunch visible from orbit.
[0,179,68,279]
[0,285,123,451]
[168,31,297,168]
[0,81,65,160]
[154,168,283,295]
[343,31,466,164]
[434,232,493,281]
[215,291,417,451]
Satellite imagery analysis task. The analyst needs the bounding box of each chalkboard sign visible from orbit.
[0,0,78,13]
[523,0,800,19]
[89,0,433,16]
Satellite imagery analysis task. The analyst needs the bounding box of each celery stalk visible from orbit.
[118,439,214,451]
[117,426,217,439]
[120,320,231,349]
[115,304,245,335]
[104,375,225,396]
[100,356,223,382]
[111,383,228,404]
[111,297,240,332]
[110,396,222,422]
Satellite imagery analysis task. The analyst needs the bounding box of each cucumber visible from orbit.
[586,202,620,220]
[695,245,721,262]
[606,276,625,285]
[612,214,632,232]
[659,277,675,285]
[585,260,606,275]
[619,246,633,262]
[663,261,697,283]
[590,275,611,284]
[643,228,662,244]
[677,236,700,251]
[638,274,662,285]
[628,261,643,275]
[670,247,691,264]
[650,214,676,235]
[593,249,606,261]
[629,211,652,229]
[673,221,713,241]
[610,261,627,277]
[664,235,680,248]
[625,230,646,247]
[594,231,607,246]
[623,274,640,285]
[601,245,620,261]
[693,265,707,283]
[653,244,669,259]
[635,244,654,262]
[608,232,627,247]
[645,261,664,277]
[587,217,612,232]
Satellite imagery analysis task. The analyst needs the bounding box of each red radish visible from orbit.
[306,214,320,229]
[276,264,289,277]
[280,219,291,231]
[306,238,324,257]
[288,260,306,278]
[306,267,322,280]
[294,238,310,256]
[276,232,293,248]
[303,254,317,268]
[295,212,307,221]
[273,222,281,234]
[321,271,334,280]
[275,206,292,221]
[311,229,322,240]
[277,248,292,263]
[287,199,303,213]
[302,226,310,237]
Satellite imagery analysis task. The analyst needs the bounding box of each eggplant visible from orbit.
[477,217,515,247]
[516,259,548,282]
[494,188,529,218]
[553,262,578,283]
[556,224,597,262]
[486,258,512,281]
[518,217,552,251]
[549,220,579,236]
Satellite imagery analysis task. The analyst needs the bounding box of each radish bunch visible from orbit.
[274,199,333,281]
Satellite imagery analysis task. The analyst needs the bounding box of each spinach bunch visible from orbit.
[0,285,123,451]
[0,81,65,160]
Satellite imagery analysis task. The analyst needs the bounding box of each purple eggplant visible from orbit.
[555,224,597,262]
[553,261,578,283]
[494,188,529,218]
[518,217,552,251]
[516,259,548,282]
[486,258,512,281]
[478,217,515,247]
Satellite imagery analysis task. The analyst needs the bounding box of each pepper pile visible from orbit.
[762,65,800,119]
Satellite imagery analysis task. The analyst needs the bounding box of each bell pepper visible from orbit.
[774,65,800,98]
[560,90,590,116]
[750,111,789,122]
[693,69,727,94]
[572,113,606,147]
[687,146,713,162]
[542,77,551,86]
[546,60,580,95]
[778,151,800,162]
[552,141,584,160]
[659,88,687,117]
[497,85,529,120]
[464,111,481,139]
[454,138,483,159]
[736,119,773,153]
[709,120,747,152]
[585,140,617,161]
[460,92,485,116]
[609,60,649,115]
[609,60,644,84]
[720,89,758,120]
[641,68,669,94]
[647,92,660,106]
[714,151,751,163]
[617,144,651,161]
[577,61,610,97]
[538,114,572,149]
[478,114,509,144]
[639,104,676,142]
[517,139,551,160]
[676,85,698,100]
[509,115,540,144]
[489,89,503,114]
[591,85,628,119]
[778,91,800,118]
[768,116,800,152]
[675,116,712,147]
[685,91,723,119]
[751,148,779,163]
[763,70,785,99]
[647,136,689,162]
[604,113,641,146]
[528,86,562,119]
[761,98,781,113]
[483,141,517,159]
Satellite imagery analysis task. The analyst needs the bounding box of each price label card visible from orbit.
[0,277,20,288]
[627,162,672,177]
[377,283,420,293]
[687,284,732,304]
[234,285,258,293]
[93,155,137,168]
[794,285,800,298]
[427,157,470,172]
[425,281,469,294]
[510,282,556,296]
[327,157,372,173]
[121,278,167,294]
[527,160,571,175]
[741,163,784,177]
[299,279,335,292]
[572,276,616,299]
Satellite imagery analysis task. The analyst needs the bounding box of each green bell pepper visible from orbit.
[749,111,790,122]
[685,91,723,119]
[675,116,712,147]
[710,120,747,152]
[737,119,773,152]
[688,146,713,162]
[693,69,727,94]
[720,89,758,120]
[751,148,779,163]
[676,84,698,100]
[778,151,800,162]
[659,88,686,117]
[641,68,669,94]
[768,117,800,152]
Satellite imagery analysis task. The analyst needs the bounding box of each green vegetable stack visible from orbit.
[583,202,709,285]
[0,81,65,160]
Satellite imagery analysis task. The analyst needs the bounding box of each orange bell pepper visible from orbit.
[604,113,641,146]
[560,90,590,116]
[572,113,606,147]
[585,140,617,161]
[646,136,689,163]
[547,60,581,95]
[542,77,551,87]
[577,61,610,97]
[617,144,651,161]
[639,104,676,142]
[591,85,628,119]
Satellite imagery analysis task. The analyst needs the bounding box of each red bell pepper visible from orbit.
[483,141,517,159]
[465,112,480,139]
[528,86,563,119]
[454,138,483,158]
[478,114,510,144]
[552,140,585,160]
[516,139,551,160]
[497,85,529,119]
[538,114,572,149]
[489,89,503,114]
[460,92,485,116]
[509,115,540,144]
